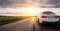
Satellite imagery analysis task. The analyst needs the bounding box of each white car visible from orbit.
[37,11,59,24]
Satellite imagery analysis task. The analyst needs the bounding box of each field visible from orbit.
[0,16,31,25]
[58,16,60,23]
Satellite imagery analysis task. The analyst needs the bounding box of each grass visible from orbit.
[0,16,18,25]
[58,16,60,23]
[0,16,30,25]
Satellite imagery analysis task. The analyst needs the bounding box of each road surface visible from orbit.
[35,21,60,31]
[0,17,36,31]
[0,17,60,31]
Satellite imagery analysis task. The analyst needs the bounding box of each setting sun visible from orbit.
[20,7,39,16]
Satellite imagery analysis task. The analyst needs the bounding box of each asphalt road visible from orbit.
[0,17,60,31]
[35,21,60,31]
[0,17,36,31]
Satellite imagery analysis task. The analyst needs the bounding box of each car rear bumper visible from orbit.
[42,21,59,24]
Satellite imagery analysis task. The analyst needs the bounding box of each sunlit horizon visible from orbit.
[0,7,60,16]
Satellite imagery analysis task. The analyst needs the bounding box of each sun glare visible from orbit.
[21,7,39,16]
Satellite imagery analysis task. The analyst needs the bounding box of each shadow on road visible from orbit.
[35,21,60,31]
[41,24,60,31]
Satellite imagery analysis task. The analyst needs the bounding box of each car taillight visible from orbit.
[41,16,47,18]
[54,16,58,18]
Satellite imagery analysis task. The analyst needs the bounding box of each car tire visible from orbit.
[37,19,42,25]
[37,19,39,23]
[56,21,59,24]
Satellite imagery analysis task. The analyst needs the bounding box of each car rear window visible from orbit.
[43,11,53,14]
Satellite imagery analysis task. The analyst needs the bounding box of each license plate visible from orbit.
[48,16,53,19]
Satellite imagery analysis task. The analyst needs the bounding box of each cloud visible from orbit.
[42,0,60,8]
[0,0,27,8]
[31,0,60,8]
[0,0,60,8]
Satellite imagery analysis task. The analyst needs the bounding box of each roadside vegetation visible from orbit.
[0,16,32,25]
[58,16,60,23]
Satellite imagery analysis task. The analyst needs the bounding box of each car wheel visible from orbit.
[37,19,39,23]
[37,19,42,25]
[56,21,59,24]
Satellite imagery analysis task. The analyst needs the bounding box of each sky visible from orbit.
[0,8,60,16]
[0,0,60,16]
[0,0,60,8]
